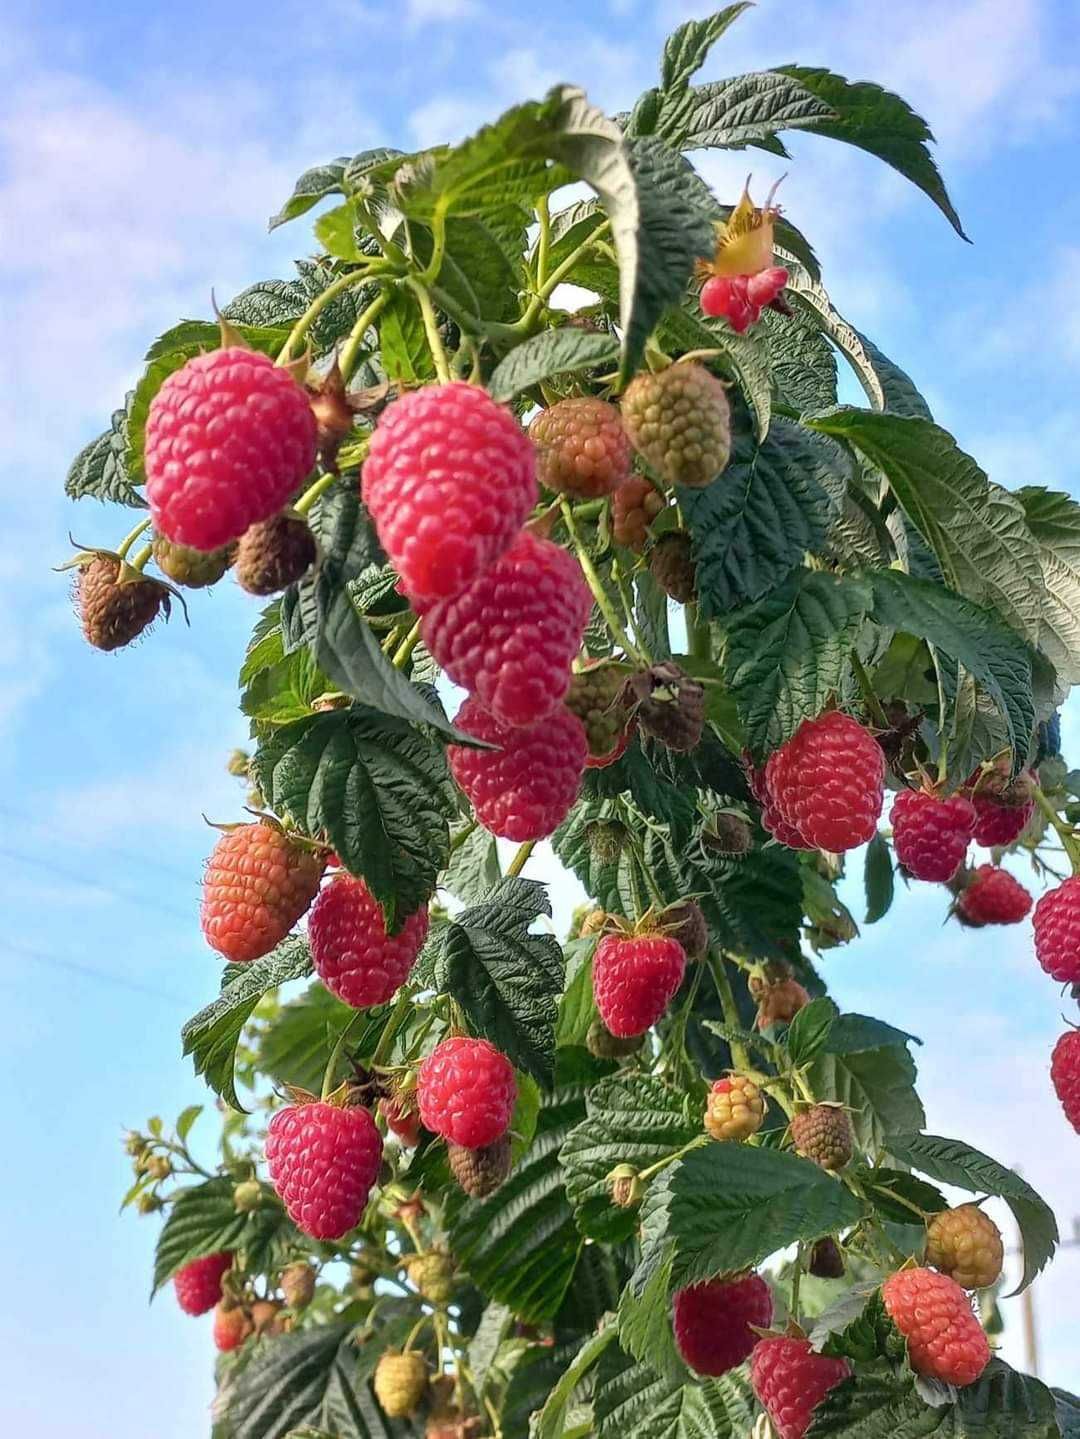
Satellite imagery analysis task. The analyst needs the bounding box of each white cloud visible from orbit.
[406,0,481,21]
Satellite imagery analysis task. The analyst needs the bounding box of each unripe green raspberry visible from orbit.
[621,362,732,489]
[790,1104,853,1171]
[587,1016,644,1059]
[565,663,631,760]
[374,1352,428,1418]
[704,1075,764,1142]
[136,1191,163,1215]
[925,1205,1004,1290]
[152,535,233,588]
[233,1179,262,1213]
[406,1250,455,1304]
[144,1155,172,1181]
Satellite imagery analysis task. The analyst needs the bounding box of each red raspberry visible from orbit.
[201,823,324,964]
[881,1267,990,1387]
[529,396,633,498]
[1051,1029,1080,1133]
[1033,876,1080,982]
[968,769,1035,847]
[308,873,429,1007]
[747,266,789,308]
[765,713,885,853]
[361,383,536,603]
[750,1337,850,1439]
[447,698,587,840]
[673,1272,773,1376]
[265,1100,382,1239]
[173,1251,232,1316]
[956,864,1032,926]
[379,1094,422,1147]
[610,474,664,551]
[420,532,590,728]
[700,274,757,331]
[416,1036,517,1149]
[145,348,317,551]
[213,1303,252,1352]
[745,756,813,849]
[592,932,686,1037]
[891,789,975,882]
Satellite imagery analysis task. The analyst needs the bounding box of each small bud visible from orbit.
[607,1163,645,1209]
[227,749,251,778]
[233,1179,262,1213]
[124,1131,148,1158]
[136,1191,163,1215]
[281,1261,316,1309]
[145,1155,172,1181]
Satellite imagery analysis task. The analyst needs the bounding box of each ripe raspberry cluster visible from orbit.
[700,266,789,332]
[265,1099,383,1239]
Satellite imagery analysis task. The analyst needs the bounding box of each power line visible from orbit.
[0,803,198,886]
[0,938,186,1004]
[0,841,192,925]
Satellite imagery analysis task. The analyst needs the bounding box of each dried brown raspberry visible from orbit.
[754,976,810,1031]
[448,1136,512,1198]
[809,1236,845,1279]
[623,662,704,752]
[659,899,709,959]
[235,512,317,595]
[648,531,696,603]
[77,554,172,651]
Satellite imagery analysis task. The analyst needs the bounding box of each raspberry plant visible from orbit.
[66,9,1080,1437]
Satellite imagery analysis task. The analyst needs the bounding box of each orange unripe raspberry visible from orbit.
[925,1205,1004,1290]
[705,1075,765,1142]
[882,1267,990,1387]
[529,396,632,498]
[201,822,324,963]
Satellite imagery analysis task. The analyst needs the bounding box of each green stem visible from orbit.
[506,840,536,878]
[116,517,151,560]
[321,1011,364,1099]
[638,1136,705,1183]
[403,1313,432,1353]
[391,618,422,669]
[790,1243,804,1323]
[276,265,382,365]
[929,646,950,786]
[534,1323,617,1437]
[403,278,451,383]
[371,988,414,1068]
[293,472,337,517]
[535,196,552,287]
[449,819,478,853]
[337,289,392,380]
[421,201,448,286]
[1033,784,1080,873]
[685,602,712,662]
[707,950,750,1072]
[516,219,612,332]
[129,543,153,572]
[850,651,889,729]
[560,500,644,663]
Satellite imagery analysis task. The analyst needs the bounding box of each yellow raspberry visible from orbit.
[406,1250,455,1305]
[925,1205,1004,1290]
[704,1075,765,1142]
[374,1352,428,1418]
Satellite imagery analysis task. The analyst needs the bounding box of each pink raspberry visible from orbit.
[891,789,975,882]
[1051,1029,1080,1133]
[765,713,885,853]
[673,1272,774,1376]
[882,1267,990,1387]
[700,275,758,332]
[956,864,1032,926]
[145,348,317,551]
[361,383,536,603]
[745,755,813,849]
[173,1251,232,1316]
[529,396,633,498]
[379,1094,422,1147]
[419,531,590,728]
[750,1336,850,1439]
[416,1036,516,1149]
[447,697,587,840]
[592,932,687,1037]
[747,266,789,308]
[1033,875,1080,982]
[308,873,429,1008]
[265,1100,382,1239]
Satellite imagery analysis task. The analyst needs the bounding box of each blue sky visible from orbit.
[2,0,1079,1432]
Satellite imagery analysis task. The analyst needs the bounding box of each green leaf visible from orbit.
[556,937,597,1049]
[65,406,145,508]
[855,331,933,419]
[442,822,502,905]
[534,1324,618,1439]
[488,328,619,402]
[657,69,835,150]
[144,318,289,360]
[436,877,564,1084]
[618,1241,684,1382]
[658,7,754,97]
[223,1323,414,1439]
[809,1022,925,1151]
[682,416,837,615]
[451,1085,587,1324]
[1054,1389,1080,1438]
[774,67,967,239]
[224,259,379,356]
[175,1105,202,1144]
[867,568,1035,766]
[257,982,372,1095]
[806,409,1045,648]
[785,997,836,1067]
[252,707,455,928]
[782,261,886,410]
[886,1133,1058,1292]
[764,307,839,416]
[377,289,436,383]
[468,1302,513,1399]
[314,200,363,260]
[864,832,894,924]
[722,568,872,758]
[151,1179,246,1294]
[268,159,348,229]
[126,350,191,486]
[640,1140,863,1286]
[594,1342,754,1439]
[181,936,312,1111]
[1015,486,1080,685]
[861,1167,946,1226]
[560,1073,701,1242]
